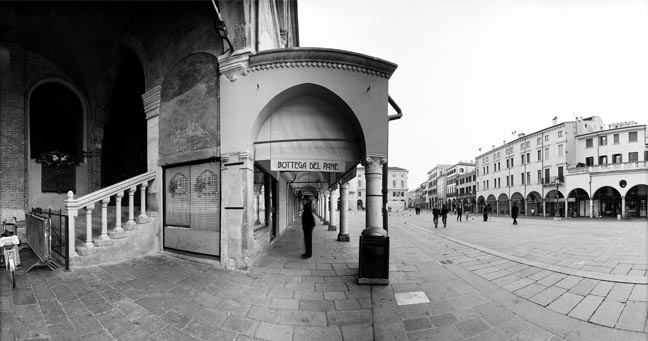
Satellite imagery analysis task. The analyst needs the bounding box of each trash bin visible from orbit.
[358,227,389,285]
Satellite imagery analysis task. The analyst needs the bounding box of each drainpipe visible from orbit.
[388,96,403,121]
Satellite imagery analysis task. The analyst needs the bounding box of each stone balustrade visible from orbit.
[567,161,647,175]
[65,171,156,256]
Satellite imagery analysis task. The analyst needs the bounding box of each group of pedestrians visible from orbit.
[432,204,449,228]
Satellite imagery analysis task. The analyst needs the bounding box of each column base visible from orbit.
[108,230,127,239]
[328,225,337,231]
[125,220,137,230]
[553,216,562,220]
[137,214,151,224]
[93,236,114,247]
[323,220,329,225]
[358,277,389,285]
[337,234,350,242]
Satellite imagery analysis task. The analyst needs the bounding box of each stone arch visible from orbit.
[526,191,543,216]
[102,47,148,187]
[567,187,590,218]
[511,192,525,215]
[121,35,150,88]
[497,193,509,215]
[624,184,647,218]
[546,189,565,217]
[593,186,622,217]
[486,194,497,214]
[27,80,87,201]
[252,83,366,162]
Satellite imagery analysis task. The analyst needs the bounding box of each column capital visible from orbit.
[142,85,161,119]
[340,183,350,189]
[361,155,387,168]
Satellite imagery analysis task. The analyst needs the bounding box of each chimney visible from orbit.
[552,116,558,125]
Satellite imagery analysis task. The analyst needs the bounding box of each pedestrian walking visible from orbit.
[483,204,488,221]
[512,202,519,225]
[441,204,449,228]
[301,202,315,259]
[432,205,440,228]
[457,206,463,221]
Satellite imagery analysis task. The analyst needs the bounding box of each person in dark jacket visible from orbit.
[301,202,316,258]
[512,202,519,225]
[432,205,440,228]
[441,204,449,227]
[457,206,463,222]
[483,204,488,221]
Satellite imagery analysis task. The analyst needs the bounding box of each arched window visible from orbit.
[30,83,82,160]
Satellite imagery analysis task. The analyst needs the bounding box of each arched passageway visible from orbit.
[102,48,147,187]
[526,191,543,216]
[511,192,524,215]
[568,188,590,218]
[486,194,497,214]
[593,186,622,218]
[625,185,647,218]
[497,193,509,215]
[546,190,565,217]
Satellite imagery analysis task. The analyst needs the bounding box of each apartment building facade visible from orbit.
[475,117,604,217]
[350,166,409,212]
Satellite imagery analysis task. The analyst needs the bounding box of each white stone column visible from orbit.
[110,192,126,239]
[137,182,151,223]
[543,200,546,217]
[65,191,79,257]
[126,187,137,229]
[363,156,387,230]
[590,199,594,218]
[328,187,338,231]
[323,191,329,225]
[621,196,626,219]
[95,198,111,246]
[84,204,95,248]
[338,183,350,242]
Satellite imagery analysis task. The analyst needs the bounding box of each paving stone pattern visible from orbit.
[0,211,645,340]
[401,213,648,334]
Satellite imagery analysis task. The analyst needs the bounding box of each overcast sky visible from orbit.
[298,0,648,188]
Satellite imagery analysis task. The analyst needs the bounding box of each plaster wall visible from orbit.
[220,65,390,158]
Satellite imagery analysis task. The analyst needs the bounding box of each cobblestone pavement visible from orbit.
[0,212,646,340]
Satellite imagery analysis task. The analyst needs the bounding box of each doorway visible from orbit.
[102,49,147,187]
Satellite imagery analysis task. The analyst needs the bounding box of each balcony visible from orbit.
[567,161,648,175]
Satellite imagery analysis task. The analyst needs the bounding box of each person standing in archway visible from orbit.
[512,202,519,225]
[301,202,315,259]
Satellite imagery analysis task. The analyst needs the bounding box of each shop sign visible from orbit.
[271,159,343,172]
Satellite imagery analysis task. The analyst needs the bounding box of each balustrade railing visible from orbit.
[65,171,156,256]
[567,161,648,175]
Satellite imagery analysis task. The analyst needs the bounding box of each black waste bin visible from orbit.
[358,227,389,285]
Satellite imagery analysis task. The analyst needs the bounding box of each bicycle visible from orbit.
[1,217,20,288]
[0,235,20,288]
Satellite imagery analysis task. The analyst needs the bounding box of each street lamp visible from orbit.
[554,177,561,220]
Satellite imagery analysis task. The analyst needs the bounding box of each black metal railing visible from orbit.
[31,208,69,270]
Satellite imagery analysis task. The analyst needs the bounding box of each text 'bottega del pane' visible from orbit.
[271,159,344,172]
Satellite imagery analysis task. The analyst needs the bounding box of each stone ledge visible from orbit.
[93,238,114,247]
[108,231,127,239]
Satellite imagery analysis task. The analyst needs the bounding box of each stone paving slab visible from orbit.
[0,212,645,340]
[402,213,648,336]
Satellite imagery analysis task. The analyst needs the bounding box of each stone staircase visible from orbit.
[70,206,160,267]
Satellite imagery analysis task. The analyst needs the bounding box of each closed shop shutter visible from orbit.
[163,161,220,256]
[190,162,220,232]
[165,165,191,226]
